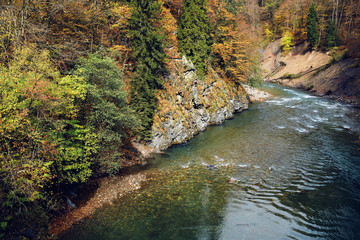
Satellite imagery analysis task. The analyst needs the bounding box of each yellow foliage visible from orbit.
[110,3,133,33]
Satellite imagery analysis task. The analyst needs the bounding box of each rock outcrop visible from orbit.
[148,56,249,152]
[243,84,273,102]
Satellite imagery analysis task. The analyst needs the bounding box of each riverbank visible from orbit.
[147,56,274,153]
[58,83,360,240]
[49,172,147,236]
[49,83,272,236]
[262,39,360,106]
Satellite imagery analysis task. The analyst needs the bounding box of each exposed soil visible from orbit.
[262,40,360,105]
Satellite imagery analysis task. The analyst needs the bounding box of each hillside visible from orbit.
[1,0,359,239]
[262,39,360,105]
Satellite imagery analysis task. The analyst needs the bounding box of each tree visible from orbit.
[73,53,140,174]
[130,65,157,140]
[209,0,251,84]
[307,2,319,48]
[281,31,294,53]
[178,0,213,76]
[127,0,167,139]
[0,45,90,238]
[264,0,282,20]
[326,20,340,47]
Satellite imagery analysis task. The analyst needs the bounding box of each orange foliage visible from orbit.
[159,1,181,60]
[268,0,360,50]
[209,0,252,83]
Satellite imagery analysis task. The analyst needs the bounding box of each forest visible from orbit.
[0,0,359,239]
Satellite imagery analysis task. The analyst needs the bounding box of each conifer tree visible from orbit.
[307,2,319,48]
[326,20,340,48]
[178,0,213,76]
[128,0,167,139]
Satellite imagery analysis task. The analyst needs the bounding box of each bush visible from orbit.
[247,60,263,87]
[281,31,294,54]
[74,53,140,174]
[0,45,90,239]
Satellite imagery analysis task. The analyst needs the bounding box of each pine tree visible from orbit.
[178,0,213,76]
[128,0,167,139]
[130,65,157,140]
[307,2,319,48]
[326,20,340,48]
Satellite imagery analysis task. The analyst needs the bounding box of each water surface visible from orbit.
[60,84,360,240]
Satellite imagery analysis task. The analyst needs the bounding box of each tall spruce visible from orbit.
[307,2,319,48]
[178,0,213,76]
[128,0,167,140]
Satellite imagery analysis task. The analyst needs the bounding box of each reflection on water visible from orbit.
[60,84,360,240]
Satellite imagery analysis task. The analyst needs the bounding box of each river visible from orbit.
[59,83,360,240]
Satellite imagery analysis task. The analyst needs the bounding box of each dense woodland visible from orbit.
[0,0,359,238]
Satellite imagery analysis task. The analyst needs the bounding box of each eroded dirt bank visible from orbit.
[262,39,360,105]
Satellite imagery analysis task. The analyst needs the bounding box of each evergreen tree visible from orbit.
[130,65,157,140]
[128,0,167,139]
[326,20,340,48]
[178,0,213,76]
[307,2,319,48]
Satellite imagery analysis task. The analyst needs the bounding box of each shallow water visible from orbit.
[60,84,360,240]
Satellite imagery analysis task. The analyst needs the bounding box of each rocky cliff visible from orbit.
[148,57,249,152]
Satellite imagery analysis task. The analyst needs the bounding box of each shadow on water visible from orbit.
[60,83,360,240]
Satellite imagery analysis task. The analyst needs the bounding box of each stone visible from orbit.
[206,165,217,170]
[148,56,249,152]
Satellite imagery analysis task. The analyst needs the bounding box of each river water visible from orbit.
[60,84,360,240]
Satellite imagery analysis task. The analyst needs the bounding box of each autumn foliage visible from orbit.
[0,0,359,239]
[262,0,360,54]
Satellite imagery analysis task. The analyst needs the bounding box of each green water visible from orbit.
[60,84,360,240]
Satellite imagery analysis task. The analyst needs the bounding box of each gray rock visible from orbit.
[148,56,249,152]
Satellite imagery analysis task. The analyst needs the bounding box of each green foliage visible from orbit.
[0,45,142,238]
[178,0,213,76]
[130,65,157,140]
[247,60,264,87]
[128,0,167,85]
[307,2,319,48]
[280,72,300,79]
[265,0,282,19]
[0,45,88,195]
[0,45,91,238]
[74,53,140,174]
[329,47,349,64]
[264,24,275,42]
[326,20,340,48]
[281,31,294,54]
[128,0,167,140]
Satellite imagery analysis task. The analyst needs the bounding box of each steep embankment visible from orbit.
[50,57,272,235]
[262,39,360,104]
[148,57,249,152]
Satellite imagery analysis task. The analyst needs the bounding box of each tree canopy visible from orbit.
[307,2,319,48]
[178,0,214,76]
[128,0,167,140]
